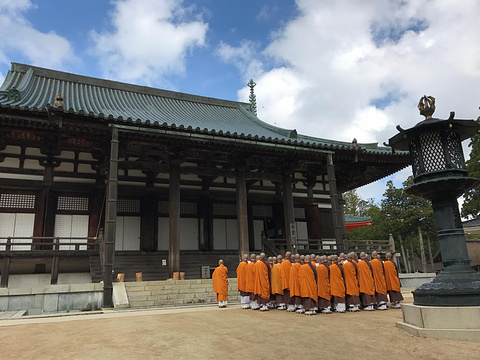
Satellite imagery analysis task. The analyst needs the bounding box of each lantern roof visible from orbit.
[388,112,479,151]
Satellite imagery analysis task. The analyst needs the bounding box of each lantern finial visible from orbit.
[417,95,435,119]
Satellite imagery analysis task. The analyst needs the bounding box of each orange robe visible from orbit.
[384,260,401,292]
[236,260,248,293]
[212,264,229,301]
[343,261,360,296]
[299,263,317,300]
[370,258,387,295]
[254,260,270,300]
[289,262,302,297]
[357,260,375,295]
[245,261,256,294]
[311,260,316,266]
[316,263,331,301]
[281,258,292,290]
[271,263,283,295]
[329,263,345,299]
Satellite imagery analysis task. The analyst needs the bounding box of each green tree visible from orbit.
[462,119,480,218]
[343,189,372,216]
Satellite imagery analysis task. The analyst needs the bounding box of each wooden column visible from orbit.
[247,200,255,251]
[305,205,322,240]
[327,153,345,252]
[198,193,213,250]
[33,163,57,241]
[1,238,11,287]
[140,195,157,251]
[169,162,181,276]
[88,190,104,241]
[283,173,295,252]
[103,127,119,308]
[236,167,249,259]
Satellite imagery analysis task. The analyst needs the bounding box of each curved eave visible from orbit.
[0,103,408,160]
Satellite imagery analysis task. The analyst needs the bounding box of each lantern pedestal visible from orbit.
[407,178,480,307]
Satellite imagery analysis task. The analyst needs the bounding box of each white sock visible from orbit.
[336,303,346,312]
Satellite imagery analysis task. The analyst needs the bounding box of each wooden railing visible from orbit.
[262,238,394,255]
[0,236,99,288]
[0,237,99,253]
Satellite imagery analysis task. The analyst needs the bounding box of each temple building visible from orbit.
[0,63,409,288]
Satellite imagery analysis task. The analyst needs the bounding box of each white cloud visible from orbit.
[90,0,207,85]
[226,0,480,148]
[216,40,264,82]
[0,0,76,72]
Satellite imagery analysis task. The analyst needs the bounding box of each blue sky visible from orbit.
[1,0,480,204]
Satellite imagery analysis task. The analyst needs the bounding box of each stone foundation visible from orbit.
[124,278,240,308]
[397,303,480,342]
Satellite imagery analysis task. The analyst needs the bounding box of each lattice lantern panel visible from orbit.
[419,132,446,173]
[446,130,466,170]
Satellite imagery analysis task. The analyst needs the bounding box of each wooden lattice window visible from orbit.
[213,203,237,216]
[0,193,35,209]
[252,205,273,217]
[117,199,140,214]
[57,196,89,211]
[294,207,306,219]
[158,201,197,215]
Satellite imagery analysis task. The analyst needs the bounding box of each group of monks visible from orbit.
[229,251,403,314]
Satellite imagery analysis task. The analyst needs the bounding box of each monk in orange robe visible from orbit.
[254,253,271,311]
[236,253,250,309]
[371,251,388,310]
[245,253,257,309]
[212,259,229,308]
[316,255,332,313]
[271,255,285,309]
[343,252,360,312]
[384,252,403,308]
[329,254,346,312]
[310,254,317,267]
[357,252,376,311]
[299,255,318,315]
[289,253,302,311]
[281,251,293,311]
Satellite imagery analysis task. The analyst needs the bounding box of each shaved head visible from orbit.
[250,254,256,260]
[295,253,301,260]
[242,254,248,260]
[305,255,311,262]
[386,252,392,260]
[219,259,224,265]
[372,251,378,258]
[277,255,283,262]
[260,253,266,260]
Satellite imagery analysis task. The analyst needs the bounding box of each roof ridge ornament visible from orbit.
[54,93,64,108]
[247,79,257,116]
[418,95,435,119]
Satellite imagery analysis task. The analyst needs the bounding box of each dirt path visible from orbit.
[0,303,478,360]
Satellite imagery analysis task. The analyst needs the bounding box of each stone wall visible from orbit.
[399,273,437,288]
[124,278,240,308]
[0,283,103,315]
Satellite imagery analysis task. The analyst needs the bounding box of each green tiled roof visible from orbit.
[0,63,397,154]
[344,214,372,223]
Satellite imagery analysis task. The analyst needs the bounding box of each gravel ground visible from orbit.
[0,293,479,360]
